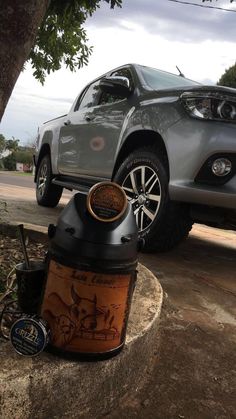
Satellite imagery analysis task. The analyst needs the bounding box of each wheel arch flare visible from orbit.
[112,130,170,181]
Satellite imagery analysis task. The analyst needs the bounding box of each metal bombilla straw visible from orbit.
[18,224,30,270]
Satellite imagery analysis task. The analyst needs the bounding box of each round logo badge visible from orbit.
[10,316,50,356]
[87,182,127,222]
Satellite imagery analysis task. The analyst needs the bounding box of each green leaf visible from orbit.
[28,0,122,83]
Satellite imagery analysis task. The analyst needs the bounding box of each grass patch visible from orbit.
[4,171,33,176]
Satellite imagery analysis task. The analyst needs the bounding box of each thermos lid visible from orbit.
[48,182,139,264]
[87,182,127,222]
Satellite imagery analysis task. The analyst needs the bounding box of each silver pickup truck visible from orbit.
[34,64,236,252]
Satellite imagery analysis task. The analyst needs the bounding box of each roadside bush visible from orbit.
[218,63,236,88]
[15,150,33,166]
[3,153,16,170]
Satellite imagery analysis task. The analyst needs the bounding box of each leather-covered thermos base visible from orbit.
[41,259,135,356]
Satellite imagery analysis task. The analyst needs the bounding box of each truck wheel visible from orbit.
[36,155,63,207]
[114,148,193,252]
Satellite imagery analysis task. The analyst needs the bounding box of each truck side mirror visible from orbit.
[99,76,132,98]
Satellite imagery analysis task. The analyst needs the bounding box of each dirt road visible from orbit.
[0,171,73,202]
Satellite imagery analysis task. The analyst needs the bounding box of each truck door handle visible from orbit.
[64,119,71,126]
[85,115,94,122]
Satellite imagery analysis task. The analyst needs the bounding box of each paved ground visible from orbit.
[127,232,236,419]
[0,172,236,418]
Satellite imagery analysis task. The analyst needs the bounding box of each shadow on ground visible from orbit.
[109,232,236,418]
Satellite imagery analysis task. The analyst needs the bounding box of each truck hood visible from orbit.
[141,84,236,102]
[155,84,236,97]
[43,114,67,125]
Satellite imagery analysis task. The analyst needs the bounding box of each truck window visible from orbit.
[77,80,101,110]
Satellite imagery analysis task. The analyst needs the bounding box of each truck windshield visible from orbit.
[139,66,200,90]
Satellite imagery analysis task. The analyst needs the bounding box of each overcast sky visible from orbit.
[1,0,236,144]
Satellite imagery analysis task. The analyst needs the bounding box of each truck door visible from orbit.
[57,69,134,179]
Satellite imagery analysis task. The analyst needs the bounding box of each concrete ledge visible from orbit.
[0,264,163,419]
[0,222,49,243]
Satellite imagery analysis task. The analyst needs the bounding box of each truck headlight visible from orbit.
[181,92,236,122]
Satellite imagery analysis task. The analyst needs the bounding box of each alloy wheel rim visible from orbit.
[122,165,161,232]
[37,162,48,197]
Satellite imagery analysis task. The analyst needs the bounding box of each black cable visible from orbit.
[0,300,22,340]
[168,0,236,13]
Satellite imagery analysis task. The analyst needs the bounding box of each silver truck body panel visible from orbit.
[35,64,236,213]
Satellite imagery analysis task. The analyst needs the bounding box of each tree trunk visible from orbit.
[0,0,50,121]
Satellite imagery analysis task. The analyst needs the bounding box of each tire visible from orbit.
[36,154,63,207]
[113,147,193,252]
